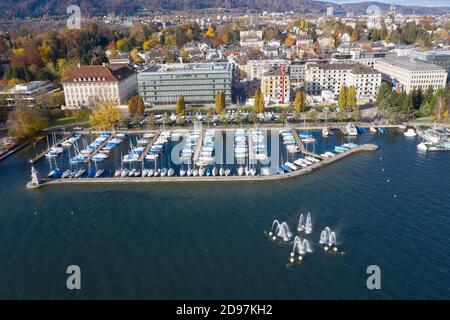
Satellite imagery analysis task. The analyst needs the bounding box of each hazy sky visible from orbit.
[319,0,450,6]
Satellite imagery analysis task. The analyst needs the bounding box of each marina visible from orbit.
[2,124,450,299]
[26,125,378,188]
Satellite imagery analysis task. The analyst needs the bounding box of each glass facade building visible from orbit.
[137,63,233,105]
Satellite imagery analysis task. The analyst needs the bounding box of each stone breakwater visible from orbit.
[27,144,378,188]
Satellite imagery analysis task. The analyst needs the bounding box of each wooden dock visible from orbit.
[30,133,72,163]
[84,133,116,163]
[193,129,205,162]
[290,128,324,160]
[138,131,159,162]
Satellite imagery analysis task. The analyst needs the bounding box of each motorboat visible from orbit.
[322,127,330,137]
[417,142,428,151]
[346,122,358,136]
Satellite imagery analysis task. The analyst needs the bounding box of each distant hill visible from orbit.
[0,0,449,19]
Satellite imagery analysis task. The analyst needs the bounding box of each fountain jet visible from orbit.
[304,212,313,234]
[297,214,305,232]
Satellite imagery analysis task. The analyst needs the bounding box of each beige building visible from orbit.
[305,63,381,102]
[375,56,448,93]
[261,68,291,104]
[62,64,137,109]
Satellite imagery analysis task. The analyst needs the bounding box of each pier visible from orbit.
[138,131,159,162]
[84,133,116,163]
[290,128,324,160]
[30,133,72,163]
[27,143,378,188]
[248,129,255,164]
[193,129,205,163]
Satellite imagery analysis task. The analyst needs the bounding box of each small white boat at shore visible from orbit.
[404,128,417,137]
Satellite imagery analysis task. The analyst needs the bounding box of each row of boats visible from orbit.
[334,143,358,153]
[416,127,450,152]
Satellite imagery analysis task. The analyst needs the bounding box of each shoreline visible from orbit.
[27,143,378,188]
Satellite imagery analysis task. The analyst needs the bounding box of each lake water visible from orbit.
[0,129,449,299]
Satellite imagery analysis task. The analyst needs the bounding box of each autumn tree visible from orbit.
[215,91,226,114]
[128,95,145,118]
[8,107,49,140]
[294,91,305,114]
[346,86,357,110]
[176,96,186,115]
[338,86,347,110]
[90,100,121,129]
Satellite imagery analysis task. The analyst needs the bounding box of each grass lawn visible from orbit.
[49,115,90,128]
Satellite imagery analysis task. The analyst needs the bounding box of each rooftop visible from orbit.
[142,62,232,73]
[379,56,446,71]
[308,63,379,74]
[62,64,135,83]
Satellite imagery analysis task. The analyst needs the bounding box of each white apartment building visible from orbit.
[62,64,137,109]
[246,59,288,80]
[374,56,448,93]
[304,63,381,102]
[240,30,264,48]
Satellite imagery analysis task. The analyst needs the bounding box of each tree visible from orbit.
[258,93,265,114]
[294,91,305,115]
[347,86,357,110]
[148,113,156,128]
[338,86,347,110]
[8,107,49,140]
[128,96,145,118]
[307,109,318,123]
[176,115,184,126]
[176,96,186,115]
[205,26,216,39]
[376,82,392,111]
[215,91,225,114]
[253,90,261,113]
[90,100,121,129]
[235,110,242,125]
[352,105,361,122]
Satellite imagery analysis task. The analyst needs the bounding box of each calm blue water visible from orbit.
[0,130,449,299]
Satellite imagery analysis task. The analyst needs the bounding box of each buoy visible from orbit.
[290,252,295,257]
[333,247,338,252]
[324,246,329,251]
[298,256,303,261]
[387,179,390,182]
[268,231,273,236]
[394,194,397,198]
[272,236,276,241]
[290,257,295,263]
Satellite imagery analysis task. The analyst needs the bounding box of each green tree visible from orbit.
[176,96,186,115]
[376,82,392,111]
[346,86,357,110]
[294,91,305,115]
[176,115,184,126]
[338,86,347,110]
[128,95,145,118]
[307,109,318,123]
[352,105,361,122]
[215,91,225,114]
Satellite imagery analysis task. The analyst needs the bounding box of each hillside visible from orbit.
[0,0,449,19]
